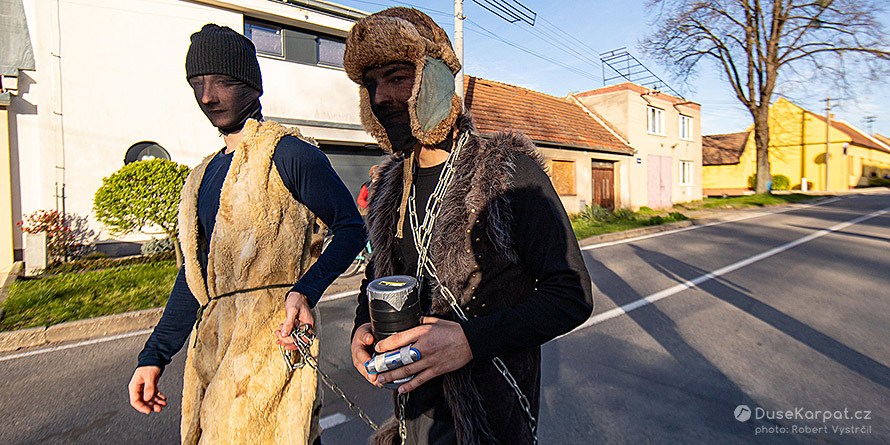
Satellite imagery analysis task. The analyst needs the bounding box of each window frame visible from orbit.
[679,114,693,141]
[680,160,694,185]
[244,19,346,69]
[647,105,665,136]
[551,159,577,196]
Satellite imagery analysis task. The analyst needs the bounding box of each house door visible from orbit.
[647,155,672,208]
[591,161,614,209]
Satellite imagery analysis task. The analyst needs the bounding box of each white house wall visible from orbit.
[15,0,367,248]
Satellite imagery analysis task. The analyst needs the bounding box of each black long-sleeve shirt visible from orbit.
[138,135,365,369]
[353,153,593,362]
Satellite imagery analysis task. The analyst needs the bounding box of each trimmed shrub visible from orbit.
[772,175,790,190]
[94,159,189,267]
[868,177,890,187]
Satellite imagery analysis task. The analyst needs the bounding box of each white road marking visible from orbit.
[321,289,360,302]
[0,329,153,362]
[0,196,855,362]
[581,197,842,251]
[565,205,890,337]
[320,412,350,429]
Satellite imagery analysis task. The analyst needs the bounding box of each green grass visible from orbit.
[676,193,819,210]
[570,205,689,240]
[572,218,656,240]
[1,260,177,331]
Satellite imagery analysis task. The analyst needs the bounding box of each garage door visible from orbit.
[319,144,388,202]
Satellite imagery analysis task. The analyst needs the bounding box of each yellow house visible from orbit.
[703,98,890,195]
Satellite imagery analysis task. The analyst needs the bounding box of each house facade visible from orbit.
[4,0,382,263]
[464,76,634,213]
[702,98,890,195]
[575,83,703,210]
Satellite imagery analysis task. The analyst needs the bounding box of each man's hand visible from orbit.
[373,316,473,393]
[276,291,314,350]
[351,322,381,387]
[128,366,167,414]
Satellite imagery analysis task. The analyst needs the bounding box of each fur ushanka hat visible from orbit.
[344,7,463,152]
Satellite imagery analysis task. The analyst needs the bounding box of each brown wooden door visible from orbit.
[591,161,615,209]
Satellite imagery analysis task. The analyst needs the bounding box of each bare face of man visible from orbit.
[188,74,261,133]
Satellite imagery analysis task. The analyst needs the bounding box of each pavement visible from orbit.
[0,189,884,355]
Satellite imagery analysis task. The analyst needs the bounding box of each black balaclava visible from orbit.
[194,80,263,135]
[371,103,418,154]
[186,24,264,134]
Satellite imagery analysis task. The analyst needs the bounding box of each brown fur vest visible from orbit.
[178,119,323,444]
[368,114,545,444]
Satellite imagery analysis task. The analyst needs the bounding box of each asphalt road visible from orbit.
[2,192,888,444]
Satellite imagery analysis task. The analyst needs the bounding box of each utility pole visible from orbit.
[824,98,836,191]
[454,0,464,98]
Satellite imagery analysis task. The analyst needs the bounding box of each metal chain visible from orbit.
[410,131,469,278]
[407,132,539,444]
[398,392,409,444]
[279,325,379,431]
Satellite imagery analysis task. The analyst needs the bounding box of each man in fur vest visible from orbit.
[127,24,365,444]
[345,8,593,445]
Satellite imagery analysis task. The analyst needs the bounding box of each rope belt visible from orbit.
[192,283,295,347]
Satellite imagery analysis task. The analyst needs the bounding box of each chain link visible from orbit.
[398,392,409,444]
[279,325,379,432]
[407,132,538,444]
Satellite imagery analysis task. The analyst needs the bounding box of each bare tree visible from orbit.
[642,0,890,193]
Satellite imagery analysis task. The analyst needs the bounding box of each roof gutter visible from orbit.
[276,0,367,20]
[531,139,634,156]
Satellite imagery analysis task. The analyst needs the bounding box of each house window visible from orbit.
[679,114,693,140]
[680,160,694,185]
[647,106,664,135]
[124,142,169,164]
[245,19,346,68]
[551,160,576,195]
[245,22,283,57]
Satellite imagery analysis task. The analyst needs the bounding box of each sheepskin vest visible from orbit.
[368,114,545,444]
[178,119,323,445]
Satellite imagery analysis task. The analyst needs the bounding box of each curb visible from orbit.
[0,194,851,354]
[0,308,163,354]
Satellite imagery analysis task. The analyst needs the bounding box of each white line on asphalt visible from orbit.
[0,197,852,362]
[581,197,842,251]
[565,205,889,336]
[0,329,153,362]
[320,412,351,430]
[321,289,360,302]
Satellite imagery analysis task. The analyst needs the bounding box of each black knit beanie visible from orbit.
[185,24,263,93]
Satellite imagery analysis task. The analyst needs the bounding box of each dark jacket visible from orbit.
[359,114,592,444]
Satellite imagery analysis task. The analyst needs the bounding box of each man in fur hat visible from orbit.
[127,24,365,444]
[345,8,593,444]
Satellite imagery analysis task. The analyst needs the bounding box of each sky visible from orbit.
[329,0,890,137]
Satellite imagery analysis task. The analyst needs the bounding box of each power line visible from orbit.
[463,18,601,82]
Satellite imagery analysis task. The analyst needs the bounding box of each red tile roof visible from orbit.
[807,113,890,154]
[463,76,633,154]
[702,132,749,166]
[873,134,890,151]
